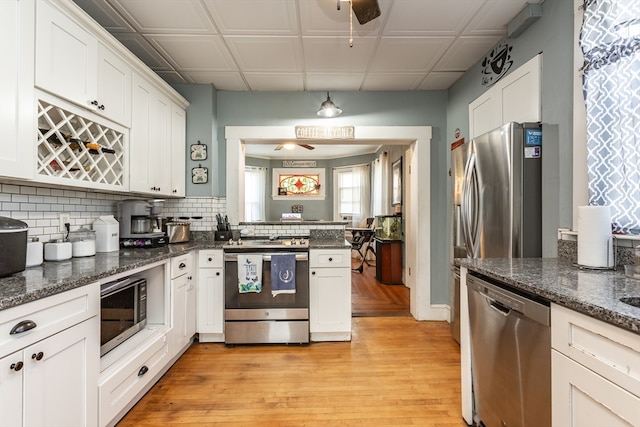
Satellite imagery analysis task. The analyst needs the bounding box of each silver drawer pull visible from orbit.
[10,320,37,335]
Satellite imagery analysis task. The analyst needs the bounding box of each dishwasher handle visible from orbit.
[468,274,550,326]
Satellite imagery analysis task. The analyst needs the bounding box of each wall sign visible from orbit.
[295,126,354,139]
[481,43,513,87]
[282,160,316,168]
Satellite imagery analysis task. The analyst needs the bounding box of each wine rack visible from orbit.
[37,99,125,188]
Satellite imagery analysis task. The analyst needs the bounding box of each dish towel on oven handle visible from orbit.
[237,254,262,293]
[271,253,296,296]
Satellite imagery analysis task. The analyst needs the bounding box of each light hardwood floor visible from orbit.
[116,260,464,427]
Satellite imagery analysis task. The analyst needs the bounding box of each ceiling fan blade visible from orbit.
[274,144,283,151]
[351,0,381,25]
[299,143,315,150]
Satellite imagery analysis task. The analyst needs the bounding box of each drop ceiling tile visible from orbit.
[243,73,304,91]
[146,35,237,71]
[361,73,426,91]
[383,0,483,36]
[224,36,302,72]
[463,0,528,36]
[113,33,174,70]
[418,71,465,90]
[73,0,134,32]
[109,0,216,33]
[202,0,298,35]
[369,37,454,73]
[302,37,377,73]
[305,73,365,91]
[184,71,249,90]
[434,36,504,71]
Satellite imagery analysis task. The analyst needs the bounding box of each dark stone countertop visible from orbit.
[455,258,640,334]
[0,238,349,311]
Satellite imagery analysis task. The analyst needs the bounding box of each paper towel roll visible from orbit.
[577,206,613,268]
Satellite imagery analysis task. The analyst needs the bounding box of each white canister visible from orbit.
[72,239,96,257]
[93,215,120,252]
[44,240,72,261]
[26,237,44,267]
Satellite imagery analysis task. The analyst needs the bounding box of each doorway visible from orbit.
[226,125,447,322]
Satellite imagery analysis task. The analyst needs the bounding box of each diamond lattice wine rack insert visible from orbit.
[37,100,125,187]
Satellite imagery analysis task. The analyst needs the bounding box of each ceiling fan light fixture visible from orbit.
[283,142,296,150]
[317,92,342,118]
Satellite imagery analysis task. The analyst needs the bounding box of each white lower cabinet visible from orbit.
[170,252,196,356]
[197,250,225,342]
[309,249,352,341]
[0,284,99,427]
[551,303,640,427]
[98,333,169,427]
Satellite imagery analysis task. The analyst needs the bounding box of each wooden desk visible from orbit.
[375,238,403,285]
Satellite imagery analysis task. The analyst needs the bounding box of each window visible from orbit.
[272,168,325,200]
[580,0,640,234]
[245,166,266,221]
[333,165,371,226]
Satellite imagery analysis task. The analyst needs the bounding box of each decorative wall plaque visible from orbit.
[190,141,207,160]
[191,164,208,184]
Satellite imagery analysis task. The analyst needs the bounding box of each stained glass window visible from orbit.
[272,168,325,200]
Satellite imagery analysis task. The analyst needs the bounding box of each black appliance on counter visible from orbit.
[0,217,28,277]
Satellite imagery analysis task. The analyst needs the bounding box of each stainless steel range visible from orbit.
[223,238,309,345]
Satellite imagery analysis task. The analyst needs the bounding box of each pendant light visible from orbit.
[317,92,342,118]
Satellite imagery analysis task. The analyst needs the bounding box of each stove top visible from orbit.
[223,237,309,250]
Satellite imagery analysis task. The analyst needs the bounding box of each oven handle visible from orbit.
[224,253,309,262]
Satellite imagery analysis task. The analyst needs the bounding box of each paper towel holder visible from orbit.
[573,235,618,270]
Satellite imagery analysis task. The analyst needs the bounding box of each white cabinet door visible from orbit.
[35,0,97,110]
[170,103,186,197]
[171,272,196,356]
[309,250,351,340]
[0,316,99,427]
[552,350,640,427]
[197,267,224,340]
[0,0,35,180]
[501,55,541,125]
[97,43,131,127]
[469,92,501,139]
[131,72,172,195]
[0,350,23,427]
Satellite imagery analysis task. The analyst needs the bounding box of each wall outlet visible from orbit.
[59,213,70,231]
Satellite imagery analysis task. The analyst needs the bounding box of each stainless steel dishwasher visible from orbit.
[467,272,550,427]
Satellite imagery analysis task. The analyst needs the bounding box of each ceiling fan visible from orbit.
[274,142,316,151]
[337,0,381,25]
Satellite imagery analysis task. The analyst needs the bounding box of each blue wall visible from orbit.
[172,0,574,307]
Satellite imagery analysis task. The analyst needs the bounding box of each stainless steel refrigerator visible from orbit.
[449,121,542,342]
[459,121,542,259]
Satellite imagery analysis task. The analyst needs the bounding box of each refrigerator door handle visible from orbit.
[461,153,476,258]
[469,162,480,256]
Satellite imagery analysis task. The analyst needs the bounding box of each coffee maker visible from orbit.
[117,199,167,248]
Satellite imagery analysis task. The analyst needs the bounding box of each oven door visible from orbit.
[224,252,309,313]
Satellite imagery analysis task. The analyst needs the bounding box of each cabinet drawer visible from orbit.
[0,283,99,358]
[551,303,640,397]
[171,253,192,279]
[98,333,169,427]
[199,250,224,268]
[310,249,351,268]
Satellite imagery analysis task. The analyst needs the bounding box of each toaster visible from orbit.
[0,217,28,277]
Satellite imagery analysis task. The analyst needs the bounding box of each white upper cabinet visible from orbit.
[0,0,35,180]
[469,54,542,139]
[35,1,132,128]
[170,104,186,197]
[130,73,172,195]
[97,43,132,128]
[35,1,98,114]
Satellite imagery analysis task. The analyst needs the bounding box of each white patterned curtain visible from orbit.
[245,166,266,221]
[580,0,640,234]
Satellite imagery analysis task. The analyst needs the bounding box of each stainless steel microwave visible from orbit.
[100,277,147,356]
